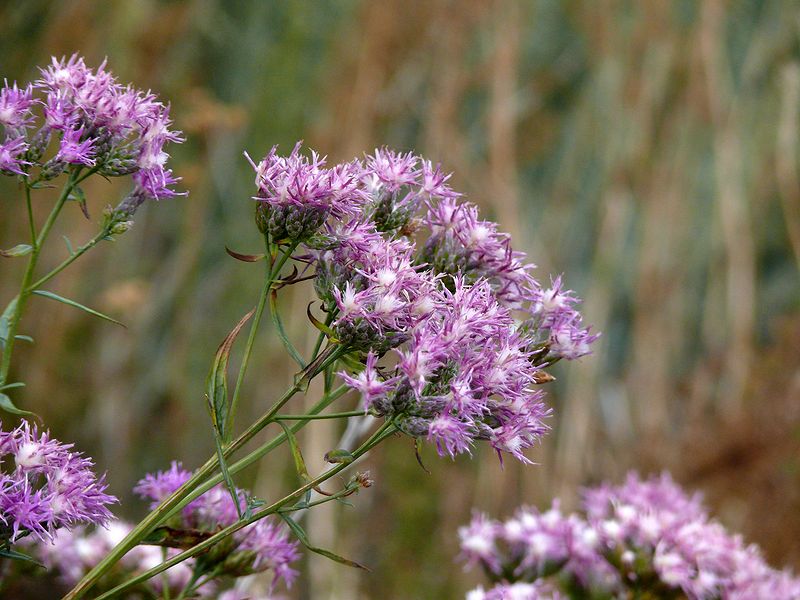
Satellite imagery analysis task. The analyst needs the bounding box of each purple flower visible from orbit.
[0,80,34,132]
[0,136,30,175]
[0,421,116,545]
[135,464,300,590]
[56,127,96,166]
[338,352,399,411]
[0,54,184,204]
[249,142,366,241]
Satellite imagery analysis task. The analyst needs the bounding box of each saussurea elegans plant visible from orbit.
[3,55,601,598]
[0,54,181,570]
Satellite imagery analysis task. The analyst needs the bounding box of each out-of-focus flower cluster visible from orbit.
[1,54,183,216]
[0,420,115,547]
[249,144,597,463]
[23,461,298,597]
[459,472,800,599]
[134,462,299,591]
[29,521,216,598]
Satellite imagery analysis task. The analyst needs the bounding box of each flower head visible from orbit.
[0,421,116,545]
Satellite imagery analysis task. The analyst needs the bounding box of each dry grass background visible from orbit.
[1,1,799,598]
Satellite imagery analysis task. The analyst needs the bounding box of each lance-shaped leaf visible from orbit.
[32,290,125,327]
[225,246,265,262]
[0,547,44,568]
[306,302,337,340]
[68,185,90,220]
[0,392,36,418]
[0,297,18,349]
[0,244,33,258]
[270,290,305,368]
[277,422,333,496]
[205,308,254,518]
[280,514,370,571]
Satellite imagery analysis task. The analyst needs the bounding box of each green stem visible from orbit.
[226,235,273,438]
[162,385,349,521]
[0,171,79,385]
[24,186,36,245]
[28,226,111,291]
[63,351,345,600]
[94,422,397,600]
[269,289,305,368]
[273,410,364,421]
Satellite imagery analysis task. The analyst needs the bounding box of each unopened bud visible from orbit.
[110,220,134,235]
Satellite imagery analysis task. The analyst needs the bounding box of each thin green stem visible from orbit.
[94,422,397,600]
[1,171,80,385]
[273,410,364,421]
[24,186,36,245]
[28,226,111,291]
[269,289,305,368]
[63,350,345,600]
[227,234,274,438]
[162,385,349,521]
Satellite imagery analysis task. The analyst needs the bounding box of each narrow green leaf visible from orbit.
[0,382,25,392]
[0,547,44,568]
[206,309,254,442]
[270,290,305,368]
[0,297,18,348]
[280,515,370,571]
[0,244,33,258]
[32,290,125,328]
[0,392,36,417]
[63,235,75,256]
[68,185,90,220]
[14,335,33,343]
[205,308,255,518]
[306,302,338,340]
[277,422,311,482]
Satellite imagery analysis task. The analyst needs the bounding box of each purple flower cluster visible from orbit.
[0,420,115,546]
[30,521,208,597]
[459,472,800,599]
[134,462,299,590]
[250,142,366,242]
[1,54,183,213]
[247,143,598,463]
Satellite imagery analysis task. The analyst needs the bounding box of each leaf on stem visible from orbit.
[68,185,90,220]
[277,422,333,496]
[0,546,44,568]
[280,514,370,571]
[225,246,265,262]
[0,392,37,418]
[306,302,337,340]
[270,290,305,368]
[0,244,33,258]
[0,297,18,349]
[0,382,24,392]
[32,290,126,327]
[205,308,255,518]
[63,235,75,256]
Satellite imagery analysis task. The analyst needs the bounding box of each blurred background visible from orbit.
[1,1,799,597]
